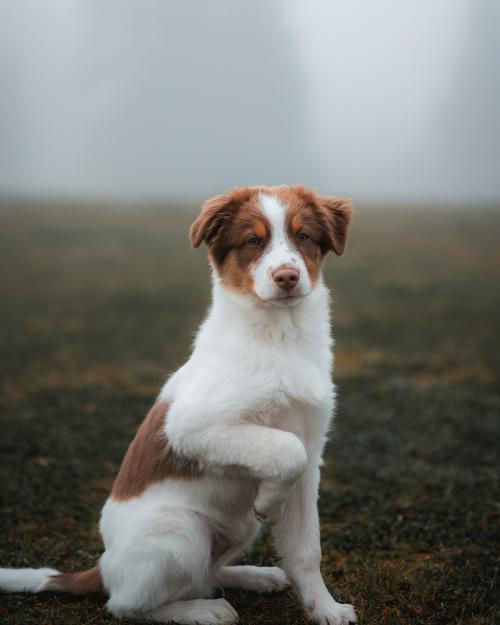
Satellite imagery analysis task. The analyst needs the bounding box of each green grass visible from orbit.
[0,202,499,625]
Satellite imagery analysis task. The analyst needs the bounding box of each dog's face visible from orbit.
[190,185,352,306]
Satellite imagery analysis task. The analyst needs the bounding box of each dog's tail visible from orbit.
[0,565,103,595]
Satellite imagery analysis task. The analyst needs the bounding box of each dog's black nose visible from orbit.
[273,267,299,292]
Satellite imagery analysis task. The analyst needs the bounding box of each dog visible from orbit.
[0,185,356,625]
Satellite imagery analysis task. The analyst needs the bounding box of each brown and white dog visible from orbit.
[0,185,356,625]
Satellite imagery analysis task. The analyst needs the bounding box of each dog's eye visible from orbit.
[247,236,261,247]
[297,232,310,242]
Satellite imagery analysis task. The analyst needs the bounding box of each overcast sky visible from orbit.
[0,0,499,203]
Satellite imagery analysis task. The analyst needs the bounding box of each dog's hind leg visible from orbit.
[102,507,238,623]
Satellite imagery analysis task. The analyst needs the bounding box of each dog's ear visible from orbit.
[290,185,353,256]
[190,194,231,248]
[189,188,257,249]
[316,196,353,256]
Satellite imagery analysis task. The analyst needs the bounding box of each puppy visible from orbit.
[0,185,356,625]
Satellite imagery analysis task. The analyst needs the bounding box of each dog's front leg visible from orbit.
[272,460,357,625]
[167,404,308,501]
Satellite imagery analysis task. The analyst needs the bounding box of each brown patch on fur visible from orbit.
[254,221,267,240]
[274,185,353,256]
[258,187,321,285]
[111,400,200,501]
[291,214,303,233]
[42,566,104,596]
[271,185,352,284]
[189,187,262,253]
[218,250,258,295]
[215,203,270,296]
[283,185,353,255]
[270,185,352,284]
[190,187,272,297]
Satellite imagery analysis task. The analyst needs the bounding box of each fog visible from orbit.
[0,0,499,203]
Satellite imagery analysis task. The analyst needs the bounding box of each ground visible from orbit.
[0,202,498,625]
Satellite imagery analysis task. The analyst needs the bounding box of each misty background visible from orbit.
[0,0,499,204]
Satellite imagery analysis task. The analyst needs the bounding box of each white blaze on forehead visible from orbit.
[259,192,287,244]
[250,192,312,302]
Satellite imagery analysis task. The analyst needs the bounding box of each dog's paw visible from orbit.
[306,598,357,625]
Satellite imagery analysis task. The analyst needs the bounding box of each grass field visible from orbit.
[0,202,499,625]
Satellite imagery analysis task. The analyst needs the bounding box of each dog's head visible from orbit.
[190,185,352,306]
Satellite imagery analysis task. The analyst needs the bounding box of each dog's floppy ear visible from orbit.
[317,196,353,256]
[190,194,231,248]
[189,188,257,248]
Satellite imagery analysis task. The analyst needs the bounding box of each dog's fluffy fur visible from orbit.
[0,185,356,625]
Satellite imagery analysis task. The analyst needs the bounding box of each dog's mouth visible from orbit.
[250,282,311,306]
[266,292,307,307]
